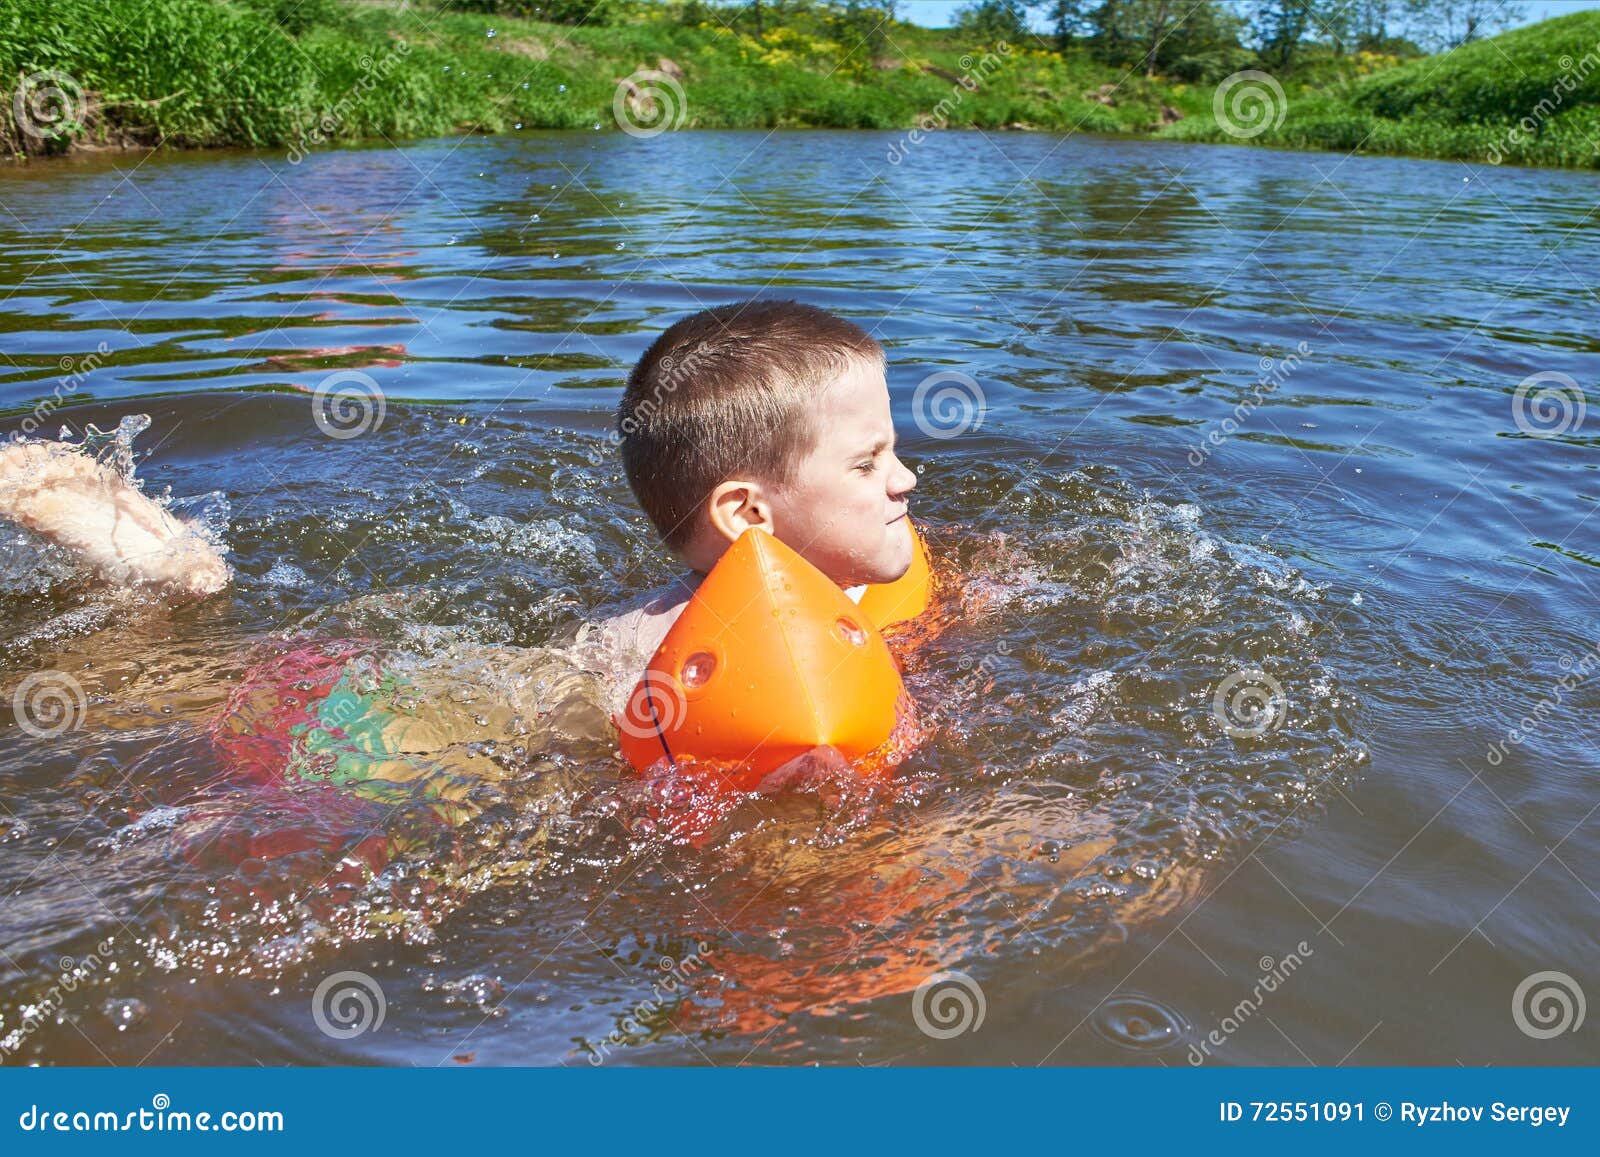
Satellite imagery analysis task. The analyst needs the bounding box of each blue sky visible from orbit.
[893,0,1600,31]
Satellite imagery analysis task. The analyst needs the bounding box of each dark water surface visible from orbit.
[0,131,1596,1066]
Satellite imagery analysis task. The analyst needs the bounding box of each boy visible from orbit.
[588,298,919,669]
[0,299,918,749]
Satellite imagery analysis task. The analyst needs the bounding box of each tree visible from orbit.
[1096,0,1183,76]
[1042,0,1095,50]
[1250,0,1318,69]
[829,1,900,58]
[954,0,1031,42]
[1092,0,1244,78]
[1351,0,1395,48]
[1344,0,1426,55]
[1403,0,1525,51]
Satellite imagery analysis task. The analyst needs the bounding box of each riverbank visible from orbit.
[1164,11,1600,169]
[2,1,1597,170]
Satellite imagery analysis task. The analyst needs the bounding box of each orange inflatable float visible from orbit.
[615,522,932,790]
[857,517,932,633]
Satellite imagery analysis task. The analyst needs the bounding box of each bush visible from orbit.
[1167,44,1254,83]
[233,0,349,36]
[447,0,618,26]
[1353,9,1600,124]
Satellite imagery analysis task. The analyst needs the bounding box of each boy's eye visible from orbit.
[854,460,875,474]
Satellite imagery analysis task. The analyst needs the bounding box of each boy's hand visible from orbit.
[0,439,229,598]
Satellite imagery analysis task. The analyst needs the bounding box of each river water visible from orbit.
[0,130,1595,1066]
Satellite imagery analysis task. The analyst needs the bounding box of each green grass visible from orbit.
[1160,10,1600,168]
[0,0,1207,157]
[3,1,1598,169]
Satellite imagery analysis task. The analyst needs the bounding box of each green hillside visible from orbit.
[2,0,1597,169]
[1164,10,1600,167]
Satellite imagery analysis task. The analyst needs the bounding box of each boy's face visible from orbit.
[764,356,918,588]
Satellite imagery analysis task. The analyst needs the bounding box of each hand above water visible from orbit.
[0,439,229,598]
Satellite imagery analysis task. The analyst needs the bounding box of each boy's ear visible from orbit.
[707,478,775,544]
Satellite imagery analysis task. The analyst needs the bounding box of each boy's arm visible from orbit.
[597,578,697,662]
[0,440,229,598]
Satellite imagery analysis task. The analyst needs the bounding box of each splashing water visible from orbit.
[0,406,1368,1063]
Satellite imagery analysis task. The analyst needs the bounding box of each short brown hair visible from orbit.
[618,299,883,553]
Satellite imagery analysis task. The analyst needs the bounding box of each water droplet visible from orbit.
[1092,994,1188,1051]
[515,123,522,130]
[486,28,496,38]
[615,242,624,250]
[442,973,505,1011]
[102,997,148,1031]
[558,84,567,93]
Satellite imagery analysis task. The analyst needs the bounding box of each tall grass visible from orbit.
[3,1,1598,169]
[1161,10,1600,168]
[0,0,1184,158]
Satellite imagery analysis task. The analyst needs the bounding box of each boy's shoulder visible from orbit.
[578,571,868,678]
[586,573,701,665]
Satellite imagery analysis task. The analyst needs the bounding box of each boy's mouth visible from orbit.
[886,510,907,525]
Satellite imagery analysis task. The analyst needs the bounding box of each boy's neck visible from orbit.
[680,568,866,598]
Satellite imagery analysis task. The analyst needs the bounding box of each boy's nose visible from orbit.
[888,455,917,498]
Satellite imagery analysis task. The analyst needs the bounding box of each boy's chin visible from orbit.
[859,546,914,586]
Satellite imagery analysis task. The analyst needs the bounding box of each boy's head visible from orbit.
[618,299,917,588]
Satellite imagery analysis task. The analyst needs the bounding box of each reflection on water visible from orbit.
[1,131,1596,1066]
